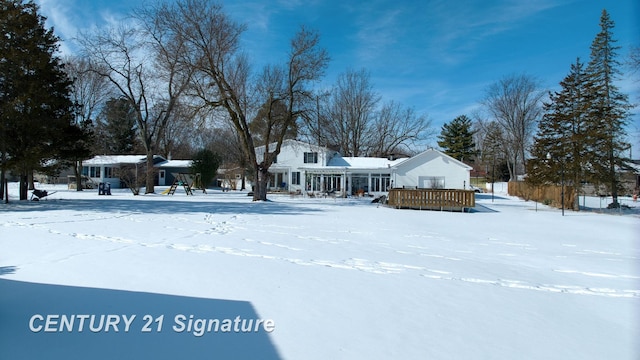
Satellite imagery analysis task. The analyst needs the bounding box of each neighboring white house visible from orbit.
[256,139,472,197]
[82,155,190,189]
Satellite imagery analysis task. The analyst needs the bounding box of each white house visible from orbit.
[82,155,190,189]
[256,139,472,197]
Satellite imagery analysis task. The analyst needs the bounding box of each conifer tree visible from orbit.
[0,0,80,200]
[528,58,590,201]
[94,98,139,155]
[190,148,220,188]
[584,9,632,207]
[437,115,476,163]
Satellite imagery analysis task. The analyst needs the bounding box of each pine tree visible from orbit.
[94,97,139,154]
[528,58,590,200]
[0,0,80,200]
[584,9,632,207]
[437,115,476,163]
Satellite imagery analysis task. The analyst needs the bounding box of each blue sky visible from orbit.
[37,0,639,147]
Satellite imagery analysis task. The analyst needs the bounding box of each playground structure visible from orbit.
[162,173,206,195]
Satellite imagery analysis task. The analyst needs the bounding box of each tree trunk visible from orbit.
[506,155,516,182]
[145,151,155,194]
[28,171,35,190]
[75,160,83,191]
[609,148,618,207]
[19,173,28,200]
[253,165,268,201]
[0,168,4,201]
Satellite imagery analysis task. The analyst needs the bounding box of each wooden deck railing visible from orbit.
[387,189,475,211]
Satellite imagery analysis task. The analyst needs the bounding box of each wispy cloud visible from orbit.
[417,0,566,66]
[36,0,78,54]
[351,3,405,63]
[36,0,137,55]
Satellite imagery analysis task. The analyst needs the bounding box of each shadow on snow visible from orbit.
[0,266,17,275]
[0,196,323,217]
[0,278,282,360]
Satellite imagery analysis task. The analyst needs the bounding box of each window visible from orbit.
[324,174,341,191]
[292,172,301,185]
[304,152,318,164]
[104,167,113,178]
[419,176,445,189]
[306,173,322,191]
[84,166,101,178]
[371,174,391,192]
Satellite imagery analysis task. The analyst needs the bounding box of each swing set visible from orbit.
[161,173,207,195]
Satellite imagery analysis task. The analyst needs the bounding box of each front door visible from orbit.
[159,170,166,186]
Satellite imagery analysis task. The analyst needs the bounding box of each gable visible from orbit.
[396,149,472,172]
[256,139,334,166]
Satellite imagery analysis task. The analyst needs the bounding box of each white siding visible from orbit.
[393,151,471,190]
[258,140,335,192]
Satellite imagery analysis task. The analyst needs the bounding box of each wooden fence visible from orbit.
[387,189,476,212]
[508,181,576,210]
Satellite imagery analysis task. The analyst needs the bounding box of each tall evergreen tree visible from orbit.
[528,58,590,201]
[584,9,632,207]
[437,115,476,163]
[0,0,80,200]
[94,97,138,154]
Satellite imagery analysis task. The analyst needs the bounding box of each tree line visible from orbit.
[436,10,635,208]
[1,1,635,203]
[0,0,433,201]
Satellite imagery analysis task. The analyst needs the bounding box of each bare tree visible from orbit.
[305,69,432,157]
[299,90,331,147]
[154,0,328,200]
[249,65,299,147]
[78,6,193,193]
[157,102,200,159]
[370,100,432,157]
[250,28,329,199]
[474,118,508,181]
[482,74,544,181]
[65,56,112,190]
[325,68,380,156]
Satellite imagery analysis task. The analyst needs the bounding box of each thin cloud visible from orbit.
[352,5,405,63]
[36,0,78,54]
[422,0,566,65]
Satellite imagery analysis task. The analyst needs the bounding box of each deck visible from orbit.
[387,189,476,212]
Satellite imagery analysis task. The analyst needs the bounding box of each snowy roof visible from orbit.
[157,160,192,168]
[327,156,407,169]
[256,139,328,154]
[83,155,167,165]
[624,161,640,174]
[84,155,147,165]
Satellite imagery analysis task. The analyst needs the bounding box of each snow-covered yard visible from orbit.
[1,183,638,359]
